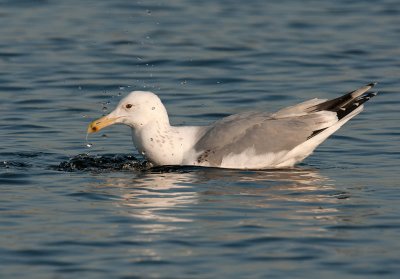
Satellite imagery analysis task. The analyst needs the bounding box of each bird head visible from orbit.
[87,91,168,134]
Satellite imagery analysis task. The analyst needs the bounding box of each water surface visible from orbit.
[1,0,400,278]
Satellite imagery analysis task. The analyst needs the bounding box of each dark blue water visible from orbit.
[1,0,400,278]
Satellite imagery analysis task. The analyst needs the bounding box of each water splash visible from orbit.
[56,154,150,172]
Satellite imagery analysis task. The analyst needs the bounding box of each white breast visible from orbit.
[131,124,204,166]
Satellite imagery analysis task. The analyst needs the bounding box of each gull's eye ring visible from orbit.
[125,104,133,109]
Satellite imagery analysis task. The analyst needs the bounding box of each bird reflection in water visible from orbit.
[94,167,344,234]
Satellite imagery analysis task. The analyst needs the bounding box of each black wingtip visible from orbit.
[307,84,378,140]
[357,91,378,100]
[335,90,378,120]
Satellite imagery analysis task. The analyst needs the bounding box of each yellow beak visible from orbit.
[87,115,119,134]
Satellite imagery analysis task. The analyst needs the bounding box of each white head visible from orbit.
[88,91,169,133]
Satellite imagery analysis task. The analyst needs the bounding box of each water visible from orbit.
[1,0,400,278]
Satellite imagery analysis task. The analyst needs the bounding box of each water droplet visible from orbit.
[78,86,82,90]
[146,9,151,15]
[141,151,146,156]
[85,133,93,148]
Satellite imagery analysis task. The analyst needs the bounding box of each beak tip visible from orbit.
[87,123,98,134]
[87,116,117,134]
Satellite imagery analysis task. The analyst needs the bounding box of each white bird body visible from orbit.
[131,123,203,166]
[88,84,377,169]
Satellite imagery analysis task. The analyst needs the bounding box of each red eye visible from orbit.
[125,104,133,109]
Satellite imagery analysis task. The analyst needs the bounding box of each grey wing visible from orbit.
[271,98,327,118]
[194,82,378,166]
[194,110,337,166]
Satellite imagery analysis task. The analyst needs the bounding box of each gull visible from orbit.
[88,83,378,169]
